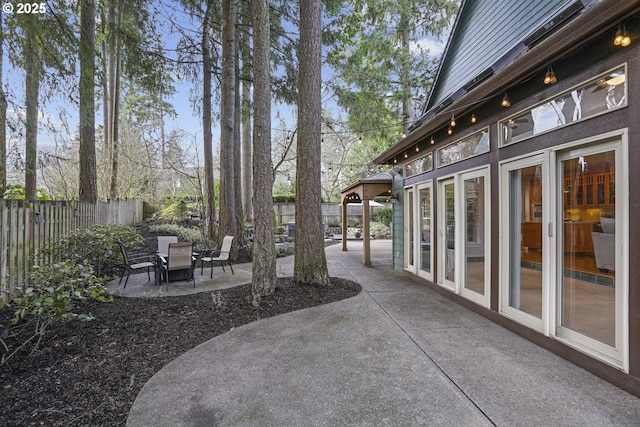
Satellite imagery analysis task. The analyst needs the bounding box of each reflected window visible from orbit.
[437,129,489,167]
[501,66,627,145]
[404,153,433,178]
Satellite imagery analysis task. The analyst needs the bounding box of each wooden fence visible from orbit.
[0,199,143,301]
[273,202,386,226]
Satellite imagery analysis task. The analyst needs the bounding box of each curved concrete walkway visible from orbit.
[127,240,640,426]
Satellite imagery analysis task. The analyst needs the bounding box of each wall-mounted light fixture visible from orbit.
[501,93,511,107]
[543,66,557,84]
[388,193,399,204]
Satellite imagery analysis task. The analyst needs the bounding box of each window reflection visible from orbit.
[501,66,627,145]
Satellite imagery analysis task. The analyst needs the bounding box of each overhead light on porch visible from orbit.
[402,131,407,138]
[415,145,420,153]
[471,112,477,124]
[404,151,409,159]
[614,24,631,47]
[447,126,453,135]
[501,93,511,107]
[450,113,456,127]
[430,136,435,145]
[614,25,624,45]
[544,66,557,85]
[621,28,631,47]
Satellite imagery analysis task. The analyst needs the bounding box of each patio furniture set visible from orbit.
[118,235,235,288]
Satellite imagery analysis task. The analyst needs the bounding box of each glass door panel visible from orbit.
[404,188,415,271]
[501,158,544,327]
[418,184,432,280]
[438,178,456,288]
[559,150,616,347]
[463,175,486,296]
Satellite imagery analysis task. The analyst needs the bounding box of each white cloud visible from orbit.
[410,37,446,57]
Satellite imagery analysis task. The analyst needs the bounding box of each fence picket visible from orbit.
[0,199,143,301]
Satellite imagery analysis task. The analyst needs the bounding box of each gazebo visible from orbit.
[340,171,393,266]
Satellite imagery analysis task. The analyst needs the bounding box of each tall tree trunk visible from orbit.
[233,23,245,248]
[0,13,6,197]
[240,1,252,221]
[241,80,252,218]
[251,0,276,297]
[24,21,40,201]
[202,0,217,241]
[108,4,122,201]
[219,0,237,253]
[294,0,329,285]
[79,0,98,202]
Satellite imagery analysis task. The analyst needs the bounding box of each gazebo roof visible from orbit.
[340,171,393,204]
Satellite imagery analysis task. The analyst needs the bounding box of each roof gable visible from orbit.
[426,0,576,112]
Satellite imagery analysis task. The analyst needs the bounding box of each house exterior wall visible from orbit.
[391,174,404,272]
[392,30,640,396]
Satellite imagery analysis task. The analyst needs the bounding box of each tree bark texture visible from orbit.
[24,21,40,201]
[233,26,245,249]
[294,0,329,285]
[0,13,6,196]
[251,0,277,297]
[240,0,252,221]
[79,0,98,202]
[202,0,217,241]
[108,4,122,202]
[219,0,238,254]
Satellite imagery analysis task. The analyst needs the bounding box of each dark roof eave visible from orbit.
[373,0,640,165]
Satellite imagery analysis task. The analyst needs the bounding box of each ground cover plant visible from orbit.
[0,278,361,426]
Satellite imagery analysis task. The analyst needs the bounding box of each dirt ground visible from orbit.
[0,277,361,426]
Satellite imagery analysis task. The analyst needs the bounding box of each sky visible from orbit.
[2,2,449,179]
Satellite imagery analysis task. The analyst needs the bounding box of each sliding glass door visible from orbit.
[500,155,546,331]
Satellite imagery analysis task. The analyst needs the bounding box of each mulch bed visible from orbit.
[0,277,361,426]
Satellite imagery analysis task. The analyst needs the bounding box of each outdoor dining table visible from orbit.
[155,251,199,282]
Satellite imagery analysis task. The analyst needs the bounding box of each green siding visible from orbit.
[428,0,573,110]
[391,175,404,271]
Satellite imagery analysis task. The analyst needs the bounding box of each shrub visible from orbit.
[149,223,205,249]
[43,224,143,278]
[1,262,111,366]
[374,206,393,226]
[370,222,391,239]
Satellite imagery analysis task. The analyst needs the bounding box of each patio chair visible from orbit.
[200,235,235,278]
[118,241,157,288]
[157,235,178,256]
[159,241,196,287]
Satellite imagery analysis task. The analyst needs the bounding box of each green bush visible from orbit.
[43,224,143,278]
[1,262,111,366]
[374,206,393,226]
[370,222,391,239]
[149,223,205,249]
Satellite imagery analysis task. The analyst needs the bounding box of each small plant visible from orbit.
[374,206,393,226]
[43,224,144,278]
[149,223,204,249]
[1,262,111,366]
[370,222,391,239]
[210,291,225,308]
